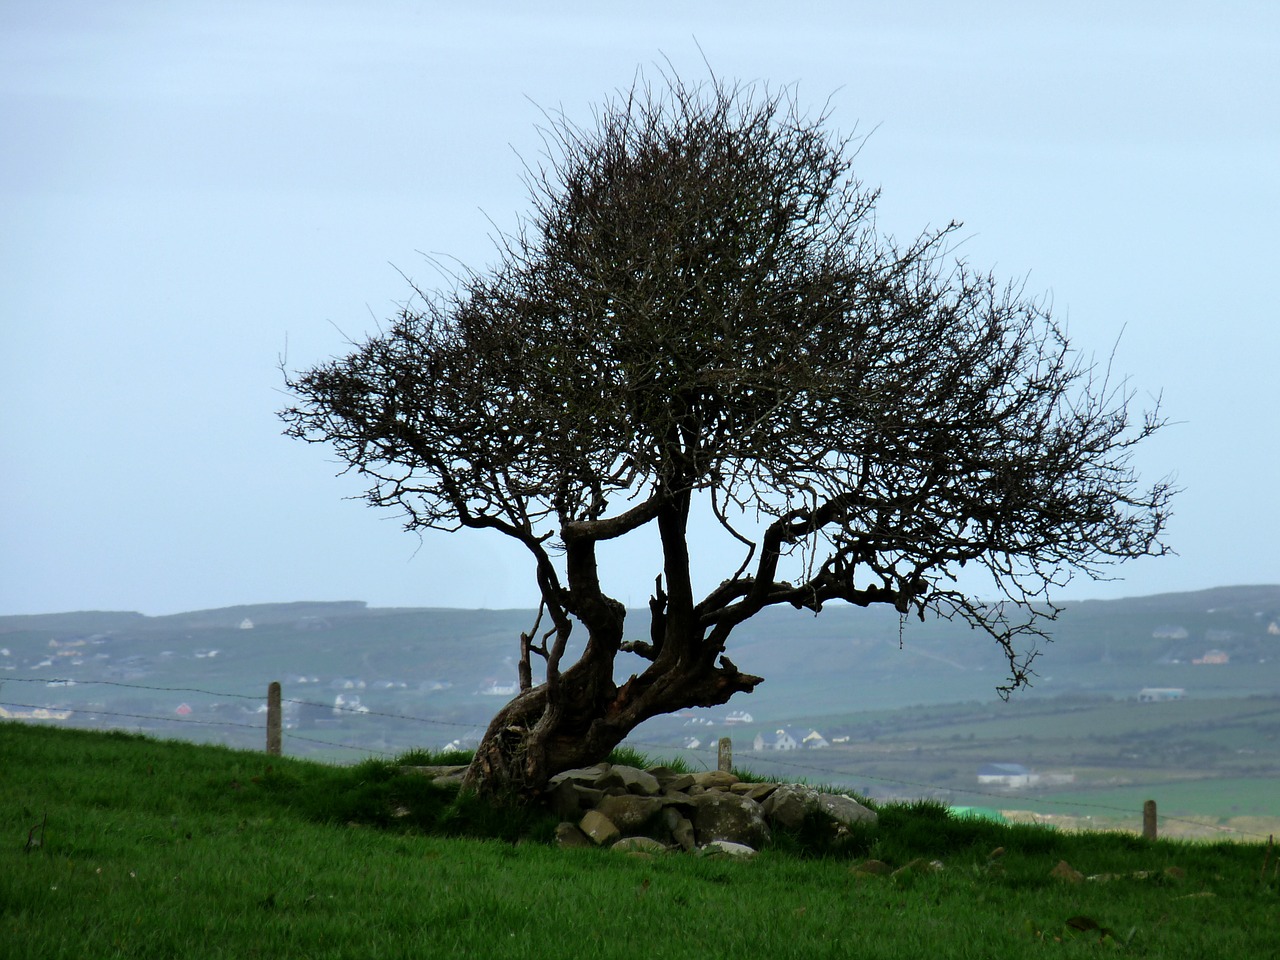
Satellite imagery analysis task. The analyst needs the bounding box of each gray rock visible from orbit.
[698,840,757,859]
[762,783,821,829]
[554,822,593,849]
[742,782,780,803]
[611,836,668,854]
[547,779,601,819]
[690,790,771,849]
[549,763,612,787]
[579,809,621,846]
[817,793,877,826]
[692,770,740,790]
[547,762,636,794]
[647,767,696,792]
[543,765,874,857]
[663,807,698,851]
[613,765,661,796]
[594,768,629,792]
[595,794,666,832]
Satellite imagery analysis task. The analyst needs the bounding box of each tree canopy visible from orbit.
[282,76,1172,797]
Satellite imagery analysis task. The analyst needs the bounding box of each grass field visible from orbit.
[4,722,1279,958]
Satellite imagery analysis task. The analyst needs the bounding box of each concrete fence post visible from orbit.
[266,681,282,757]
[1143,799,1157,841]
[718,737,732,773]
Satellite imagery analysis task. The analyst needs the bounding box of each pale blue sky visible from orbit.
[2,1,1276,615]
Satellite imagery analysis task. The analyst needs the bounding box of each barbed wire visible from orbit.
[1,695,412,758]
[1,676,266,700]
[3,674,1274,841]
[284,732,393,754]
[0,702,264,730]
[0,676,477,727]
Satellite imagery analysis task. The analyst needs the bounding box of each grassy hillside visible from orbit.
[3,723,1277,959]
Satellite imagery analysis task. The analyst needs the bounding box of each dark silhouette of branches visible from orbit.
[282,72,1172,796]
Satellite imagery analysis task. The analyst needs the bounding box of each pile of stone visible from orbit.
[545,762,877,858]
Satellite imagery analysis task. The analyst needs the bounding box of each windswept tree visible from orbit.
[282,76,1172,799]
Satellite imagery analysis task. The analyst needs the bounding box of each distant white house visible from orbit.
[801,730,830,749]
[1193,649,1230,665]
[723,710,754,725]
[239,618,254,630]
[977,763,1037,788]
[753,727,830,751]
[1138,687,1185,702]
[754,729,800,751]
[333,694,369,715]
[477,679,519,696]
[443,730,483,752]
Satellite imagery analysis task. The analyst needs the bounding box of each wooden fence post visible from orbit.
[1143,799,1157,841]
[718,737,732,773]
[266,681,282,757]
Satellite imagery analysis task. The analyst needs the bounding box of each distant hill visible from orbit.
[2,586,1278,754]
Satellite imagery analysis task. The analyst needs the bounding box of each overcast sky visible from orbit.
[2,1,1277,616]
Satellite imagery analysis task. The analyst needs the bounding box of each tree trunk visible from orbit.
[460,629,762,801]
[461,694,627,800]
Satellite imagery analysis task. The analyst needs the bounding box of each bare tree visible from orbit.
[281,75,1173,799]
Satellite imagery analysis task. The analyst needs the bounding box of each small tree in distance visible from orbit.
[282,74,1173,799]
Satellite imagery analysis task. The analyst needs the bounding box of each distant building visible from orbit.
[754,729,800,751]
[752,727,829,751]
[1138,687,1185,702]
[977,763,1037,788]
[333,694,369,715]
[1152,625,1189,640]
[723,710,754,725]
[239,618,254,630]
[443,731,483,753]
[801,730,831,749]
[1193,649,1230,665]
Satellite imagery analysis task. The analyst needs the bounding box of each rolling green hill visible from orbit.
[5,723,1276,960]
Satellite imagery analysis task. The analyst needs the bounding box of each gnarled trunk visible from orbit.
[461,623,762,800]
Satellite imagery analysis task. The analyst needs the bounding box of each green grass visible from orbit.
[3,721,1278,959]
[1036,777,1280,820]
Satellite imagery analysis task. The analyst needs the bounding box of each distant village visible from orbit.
[4,605,1280,794]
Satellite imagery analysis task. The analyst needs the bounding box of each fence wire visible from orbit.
[2,674,1274,842]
